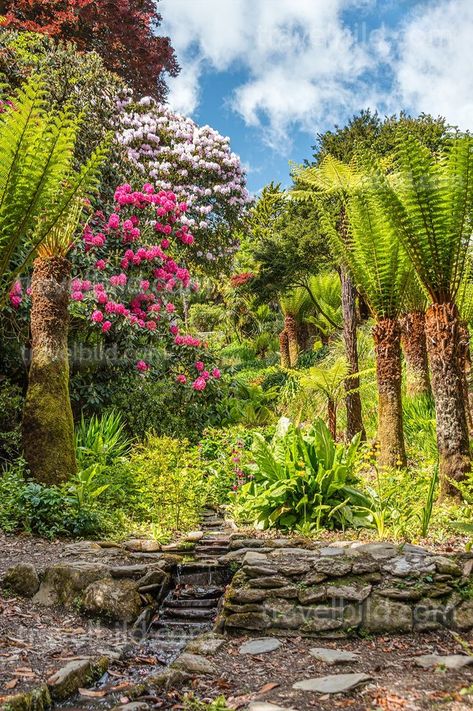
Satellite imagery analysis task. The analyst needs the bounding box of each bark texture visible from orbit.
[372,318,407,469]
[23,256,77,484]
[341,269,365,441]
[279,330,290,369]
[400,310,431,398]
[425,303,470,497]
[458,323,473,433]
[327,398,337,440]
[285,314,299,367]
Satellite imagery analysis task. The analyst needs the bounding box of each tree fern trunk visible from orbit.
[425,303,470,497]
[327,397,337,440]
[400,310,431,398]
[23,256,76,484]
[285,314,299,367]
[373,317,406,469]
[458,323,473,434]
[341,270,365,441]
[279,329,290,368]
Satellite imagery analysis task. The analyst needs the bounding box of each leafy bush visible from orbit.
[233,417,370,533]
[75,410,131,467]
[188,303,226,332]
[118,435,207,536]
[0,380,23,463]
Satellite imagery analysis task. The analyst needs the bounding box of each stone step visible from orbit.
[162,607,216,621]
[165,597,218,609]
[176,585,224,600]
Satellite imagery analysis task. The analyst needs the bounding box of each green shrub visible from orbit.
[119,435,207,536]
[233,417,370,533]
[75,410,131,467]
[188,303,226,332]
[0,380,23,463]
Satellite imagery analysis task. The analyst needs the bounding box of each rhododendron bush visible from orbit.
[118,98,251,271]
[10,183,221,395]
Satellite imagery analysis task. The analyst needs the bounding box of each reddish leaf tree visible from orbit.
[1,0,179,98]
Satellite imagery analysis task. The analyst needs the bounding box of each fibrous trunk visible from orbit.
[327,398,337,440]
[400,310,431,398]
[458,323,473,434]
[372,317,406,469]
[341,269,365,441]
[23,256,77,484]
[279,329,290,368]
[285,314,299,367]
[425,303,470,497]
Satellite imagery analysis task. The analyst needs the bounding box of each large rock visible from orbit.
[225,611,270,631]
[82,578,142,622]
[171,653,216,675]
[123,539,161,553]
[382,556,435,578]
[453,600,473,630]
[414,654,473,669]
[363,595,413,633]
[33,562,110,607]
[3,563,40,597]
[47,657,108,701]
[309,647,360,665]
[239,638,281,655]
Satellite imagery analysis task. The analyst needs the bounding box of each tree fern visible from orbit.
[0,74,109,304]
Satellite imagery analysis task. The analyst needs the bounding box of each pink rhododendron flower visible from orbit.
[192,377,207,391]
[91,310,104,323]
[212,368,221,379]
[102,320,112,332]
[136,360,149,372]
[195,361,204,372]
[72,291,84,301]
[108,214,120,229]
[95,259,107,270]
[165,303,175,313]
[176,374,187,384]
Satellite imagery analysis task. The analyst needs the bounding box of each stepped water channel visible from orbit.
[58,508,233,709]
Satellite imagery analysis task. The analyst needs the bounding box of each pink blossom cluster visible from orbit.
[9,280,23,308]
[175,361,221,391]
[69,181,221,385]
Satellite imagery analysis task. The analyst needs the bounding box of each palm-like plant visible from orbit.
[0,74,107,306]
[278,287,313,367]
[365,133,473,494]
[296,156,409,469]
[299,357,348,438]
[0,75,108,484]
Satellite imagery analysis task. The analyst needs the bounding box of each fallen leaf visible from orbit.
[4,679,18,690]
[78,688,107,698]
[257,682,279,694]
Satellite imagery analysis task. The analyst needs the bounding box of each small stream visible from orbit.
[58,511,233,709]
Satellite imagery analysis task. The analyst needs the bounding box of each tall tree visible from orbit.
[297,157,409,469]
[400,274,431,398]
[1,0,179,98]
[364,133,473,496]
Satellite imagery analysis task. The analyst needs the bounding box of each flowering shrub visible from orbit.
[118,98,251,270]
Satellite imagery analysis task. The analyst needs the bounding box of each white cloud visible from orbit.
[160,0,473,146]
[393,0,473,129]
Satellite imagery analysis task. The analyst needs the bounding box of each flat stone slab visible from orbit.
[309,648,360,665]
[248,704,297,711]
[293,673,372,694]
[414,654,473,669]
[239,638,282,655]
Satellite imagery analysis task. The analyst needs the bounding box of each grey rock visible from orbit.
[377,583,424,601]
[320,547,345,557]
[249,576,290,589]
[269,585,300,599]
[63,541,104,556]
[3,563,40,597]
[122,539,161,552]
[313,557,352,576]
[293,673,371,693]
[326,581,372,602]
[414,598,448,631]
[428,556,462,576]
[171,652,216,675]
[244,565,279,577]
[33,562,111,607]
[230,538,268,550]
[363,595,413,633]
[186,633,225,656]
[82,578,142,623]
[303,571,328,585]
[185,531,204,542]
[110,564,150,579]
[350,543,398,559]
[298,586,327,605]
[112,704,150,711]
[351,557,380,574]
[453,600,473,630]
[382,556,435,578]
[225,611,270,631]
[47,657,108,701]
[239,638,281,655]
[309,648,360,665]
[229,587,267,604]
[248,704,296,711]
[414,654,473,669]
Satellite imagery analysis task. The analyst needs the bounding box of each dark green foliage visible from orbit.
[0,380,23,462]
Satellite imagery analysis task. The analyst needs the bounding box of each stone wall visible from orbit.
[219,540,473,637]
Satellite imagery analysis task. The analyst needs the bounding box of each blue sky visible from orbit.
[160,0,473,193]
